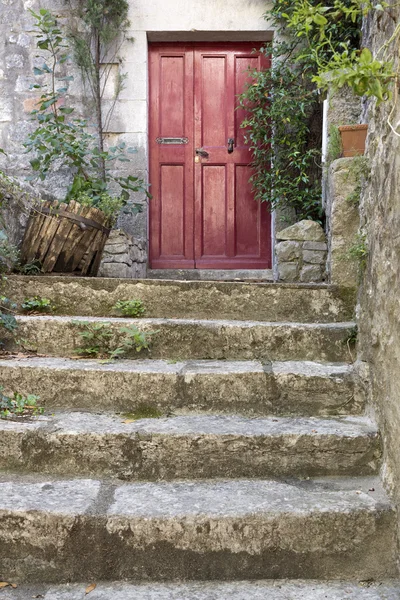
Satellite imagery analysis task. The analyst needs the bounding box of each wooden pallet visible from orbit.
[20,200,111,276]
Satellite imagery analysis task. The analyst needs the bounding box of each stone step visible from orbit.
[0,357,361,416]
[5,275,355,322]
[7,316,356,362]
[0,475,395,583]
[0,414,380,480]
[2,580,400,599]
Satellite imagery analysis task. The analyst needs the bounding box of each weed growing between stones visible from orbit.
[343,324,358,361]
[121,405,163,422]
[112,299,145,318]
[21,296,55,314]
[0,386,43,420]
[327,126,342,163]
[72,321,154,359]
[348,232,369,273]
[345,157,370,206]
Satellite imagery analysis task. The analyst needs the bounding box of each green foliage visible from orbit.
[112,299,145,318]
[348,232,368,271]
[239,7,326,220]
[344,324,357,344]
[280,0,397,103]
[0,386,43,420]
[25,9,146,225]
[327,125,342,162]
[21,296,54,314]
[345,156,370,205]
[72,320,153,359]
[17,260,42,275]
[0,232,19,275]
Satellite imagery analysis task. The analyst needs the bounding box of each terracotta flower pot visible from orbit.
[338,124,368,157]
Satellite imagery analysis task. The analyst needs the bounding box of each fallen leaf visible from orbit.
[123,419,135,424]
[11,583,17,588]
[0,582,10,589]
[85,583,97,595]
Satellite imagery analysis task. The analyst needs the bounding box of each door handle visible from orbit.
[196,148,209,158]
[227,138,234,153]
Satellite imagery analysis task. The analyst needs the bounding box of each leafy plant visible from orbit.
[327,125,342,163]
[345,156,370,205]
[112,299,145,318]
[0,386,43,420]
[239,23,324,220]
[21,296,54,314]
[280,0,397,103]
[17,260,42,275]
[0,294,17,333]
[348,232,369,271]
[25,9,147,225]
[72,320,153,359]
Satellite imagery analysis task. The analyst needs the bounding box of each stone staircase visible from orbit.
[0,275,398,598]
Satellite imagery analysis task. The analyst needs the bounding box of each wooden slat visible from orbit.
[20,201,51,264]
[88,230,109,276]
[80,207,109,276]
[69,206,103,273]
[41,202,74,272]
[36,202,63,264]
[53,200,83,272]
[58,203,92,272]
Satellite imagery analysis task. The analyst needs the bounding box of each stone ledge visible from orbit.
[0,357,360,416]
[0,475,395,582]
[0,412,380,479]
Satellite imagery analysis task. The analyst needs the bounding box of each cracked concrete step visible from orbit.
[6,316,356,362]
[2,581,400,599]
[0,414,380,480]
[0,357,362,416]
[5,275,356,322]
[0,475,395,583]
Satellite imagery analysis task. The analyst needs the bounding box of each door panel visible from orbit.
[149,43,271,270]
[149,47,194,268]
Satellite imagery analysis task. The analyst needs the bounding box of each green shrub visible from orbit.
[112,299,145,318]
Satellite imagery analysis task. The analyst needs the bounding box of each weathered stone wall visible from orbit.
[98,229,146,279]
[358,6,400,544]
[326,158,359,288]
[275,220,327,283]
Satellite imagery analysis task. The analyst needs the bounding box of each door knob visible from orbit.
[196,148,209,158]
[227,138,234,153]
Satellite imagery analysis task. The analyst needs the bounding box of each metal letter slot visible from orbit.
[156,137,189,145]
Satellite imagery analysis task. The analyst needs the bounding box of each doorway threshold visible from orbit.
[147,269,274,282]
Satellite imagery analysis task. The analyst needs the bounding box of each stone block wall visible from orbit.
[275,220,327,283]
[98,230,146,279]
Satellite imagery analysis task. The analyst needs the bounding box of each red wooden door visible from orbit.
[149,43,271,270]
